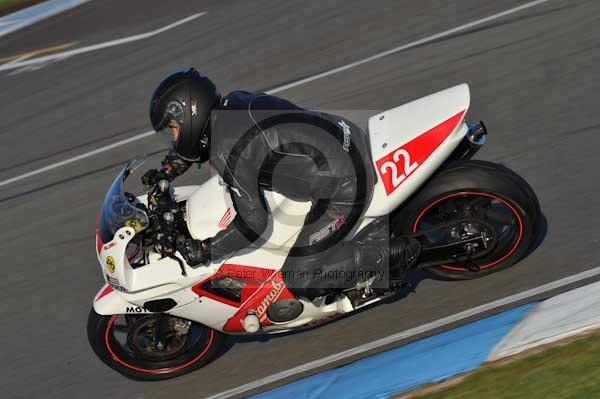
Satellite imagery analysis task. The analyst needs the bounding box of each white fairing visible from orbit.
[186,175,312,249]
[93,83,475,334]
[186,176,236,240]
[365,83,470,216]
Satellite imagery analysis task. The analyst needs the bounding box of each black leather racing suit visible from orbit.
[163,91,393,298]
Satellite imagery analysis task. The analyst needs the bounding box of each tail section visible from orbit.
[365,84,471,216]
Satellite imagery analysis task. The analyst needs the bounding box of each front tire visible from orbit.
[392,160,540,280]
[87,309,224,380]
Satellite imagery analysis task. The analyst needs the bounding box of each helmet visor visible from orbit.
[155,100,185,147]
[156,122,182,148]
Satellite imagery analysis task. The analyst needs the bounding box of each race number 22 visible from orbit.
[378,148,419,195]
[374,110,467,196]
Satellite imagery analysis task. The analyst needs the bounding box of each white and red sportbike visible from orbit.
[88,84,541,380]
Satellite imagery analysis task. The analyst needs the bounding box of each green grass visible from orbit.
[410,332,600,399]
[0,0,22,7]
[0,0,45,17]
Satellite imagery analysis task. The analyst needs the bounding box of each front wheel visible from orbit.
[392,160,541,280]
[87,309,224,380]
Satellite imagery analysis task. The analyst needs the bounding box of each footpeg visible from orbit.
[346,289,378,308]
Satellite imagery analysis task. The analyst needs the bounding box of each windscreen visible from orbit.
[98,165,149,244]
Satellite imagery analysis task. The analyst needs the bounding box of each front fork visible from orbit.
[153,313,171,350]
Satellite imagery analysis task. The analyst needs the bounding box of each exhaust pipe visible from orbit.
[451,121,487,160]
[467,121,487,146]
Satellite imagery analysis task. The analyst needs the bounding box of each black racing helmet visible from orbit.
[149,68,221,162]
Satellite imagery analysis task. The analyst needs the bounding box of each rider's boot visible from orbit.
[357,236,421,275]
[345,237,421,305]
[285,237,421,301]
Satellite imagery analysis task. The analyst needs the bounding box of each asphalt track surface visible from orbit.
[1,0,599,398]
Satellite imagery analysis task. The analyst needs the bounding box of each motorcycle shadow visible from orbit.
[525,212,548,258]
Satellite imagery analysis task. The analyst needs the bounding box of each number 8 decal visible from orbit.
[380,149,419,190]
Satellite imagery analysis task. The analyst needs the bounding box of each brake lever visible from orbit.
[168,254,187,277]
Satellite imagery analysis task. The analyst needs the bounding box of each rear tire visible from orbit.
[87,309,224,381]
[392,160,540,280]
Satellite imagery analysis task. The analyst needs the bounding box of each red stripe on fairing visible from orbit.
[96,233,104,254]
[192,264,276,308]
[96,285,113,301]
[376,110,466,196]
[95,211,103,254]
[191,263,295,333]
[222,268,294,333]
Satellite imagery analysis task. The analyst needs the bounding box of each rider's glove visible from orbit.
[141,168,173,192]
[142,152,191,191]
[141,169,160,191]
[178,238,210,266]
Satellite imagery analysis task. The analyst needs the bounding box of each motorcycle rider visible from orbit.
[143,68,421,299]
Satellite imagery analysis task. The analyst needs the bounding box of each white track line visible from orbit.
[0,12,207,72]
[0,12,207,188]
[266,0,550,94]
[0,132,154,187]
[0,0,549,188]
[0,0,92,39]
[206,266,600,399]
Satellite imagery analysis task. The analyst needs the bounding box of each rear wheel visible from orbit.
[87,309,224,380]
[392,160,540,280]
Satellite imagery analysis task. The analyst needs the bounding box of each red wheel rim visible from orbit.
[412,192,524,271]
[104,315,215,374]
